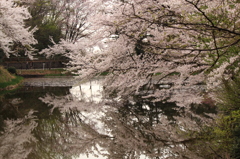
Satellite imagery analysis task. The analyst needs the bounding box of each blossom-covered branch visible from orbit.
[0,0,37,57]
[41,0,240,106]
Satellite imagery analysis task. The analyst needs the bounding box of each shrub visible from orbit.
[213,76,240,158]
[7,67,17,75]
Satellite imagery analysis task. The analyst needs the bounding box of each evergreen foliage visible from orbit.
[7,67,17,75]
[212,76,240,158]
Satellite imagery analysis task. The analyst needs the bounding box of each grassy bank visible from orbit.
[0,66,23,90]
[0,76,23,89]
[0,66,15,83]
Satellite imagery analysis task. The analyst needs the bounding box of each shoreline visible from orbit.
[16,68,70,76]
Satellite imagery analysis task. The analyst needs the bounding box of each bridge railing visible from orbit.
[2,57,69,69]
[3,57,68,62]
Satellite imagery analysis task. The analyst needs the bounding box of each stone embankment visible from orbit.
[23,77,80,87]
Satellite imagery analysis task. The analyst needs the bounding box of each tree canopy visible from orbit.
[40,0,240,106]
[0,0,37,58]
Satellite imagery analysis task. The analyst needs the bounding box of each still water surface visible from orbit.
[0,77,215,159]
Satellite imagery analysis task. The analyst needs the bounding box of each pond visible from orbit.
[0,77,216,159]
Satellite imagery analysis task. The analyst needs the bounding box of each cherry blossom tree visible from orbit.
[0,0,37,58]
[41,0,240,106]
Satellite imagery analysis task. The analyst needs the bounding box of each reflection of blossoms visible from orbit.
[39,79,104,114]
[70,79,103,103]
[0,110,38,159]
[39,84,215,159]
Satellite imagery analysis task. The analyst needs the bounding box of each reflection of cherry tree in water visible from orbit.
[101,97,216,159]
[0,110,37,159]
[28,108,111,159]
[36,92,215,159]
[0,87,71,159]
[0,85,217,159]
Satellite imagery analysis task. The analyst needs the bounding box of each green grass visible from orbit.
[0,76,23,89]
[0,66,15,83]
[0,66,23,90]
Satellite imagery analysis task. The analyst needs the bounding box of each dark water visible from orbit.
[0,79,215,159]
